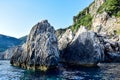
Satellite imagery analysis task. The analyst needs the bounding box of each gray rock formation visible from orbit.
[11,20,59,71]
[0,47,16,60]
[55,28,66,40]
[89,0,106,16]
[103,41,120,62]
[72,26,87,42]
[95,0,105,10]
[105,52,120,62]
[97,34,120,62]
[58,29,74,55]
[62,31,104,67]
[89,0,120,41]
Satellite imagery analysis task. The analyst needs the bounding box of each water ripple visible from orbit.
[0,60,120,80]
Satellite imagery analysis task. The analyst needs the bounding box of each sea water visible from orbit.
[0,60,120,80]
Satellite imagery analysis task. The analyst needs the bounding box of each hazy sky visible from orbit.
[0,0,93,38]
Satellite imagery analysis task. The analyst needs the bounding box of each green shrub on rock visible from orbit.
[98,0,120,17]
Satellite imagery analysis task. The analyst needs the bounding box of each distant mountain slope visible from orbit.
[0,35,28,59]
[19,35,27,45]
[0,34,21,52]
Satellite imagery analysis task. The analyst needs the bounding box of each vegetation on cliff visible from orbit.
[70,6,93,32]
[69,1,95,32]
[71,13,92,32]
[98,0,120,17]
[70,0,120,32]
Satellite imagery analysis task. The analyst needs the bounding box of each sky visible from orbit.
[0,0,94,38]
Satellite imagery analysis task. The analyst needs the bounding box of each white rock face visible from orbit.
[58,29,74,53]
[89,0,106,16]
[72,26,87,42]
[92,12,120,37]
[11,20,59,71]
[95,0,105,9]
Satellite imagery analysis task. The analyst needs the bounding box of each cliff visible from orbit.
[69,0,120,39]
[58,0,120,63]
[5,0,120,70]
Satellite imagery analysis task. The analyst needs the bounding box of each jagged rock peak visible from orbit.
[40,20,48,23]
[33,19,53,32]
[27,20,54,42]
[11,20,59,71]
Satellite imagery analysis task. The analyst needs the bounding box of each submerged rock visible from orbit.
[62,31,104,67]
[10,20,59,71]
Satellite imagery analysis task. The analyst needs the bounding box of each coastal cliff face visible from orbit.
[91,0,120,41]
[10,0,120,70]
[10,20,59,71]
[70,0,120,38]
[58,0,120,63]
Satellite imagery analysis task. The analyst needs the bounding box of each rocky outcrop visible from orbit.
[92,12,109,33]
[58,26,87,55]
[96,34,120,62]
[0,47,16,60]
[105,52,120,62]
[91,0,120,42]
[72,26,87,42]
[95,0,105,10]
[89,0,106,16]
[58,29,74,56]
[10,20,59,71]
[55,28,66,40]
[101,40,120,62]
[61,30,104,67]
[90,0,120,41]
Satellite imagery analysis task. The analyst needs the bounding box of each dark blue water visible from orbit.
[0,60,120,80]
